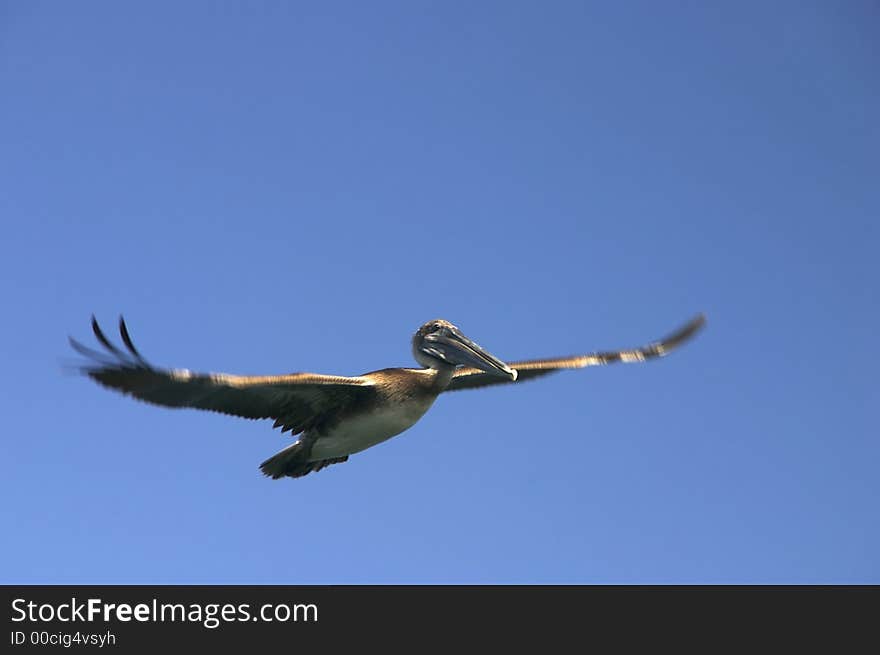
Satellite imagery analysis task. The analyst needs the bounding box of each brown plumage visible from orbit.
[70,314,705,479]
[447,314,706,391]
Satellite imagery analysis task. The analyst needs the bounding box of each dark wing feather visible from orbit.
[71,316,375,434]
[446,314,706,392]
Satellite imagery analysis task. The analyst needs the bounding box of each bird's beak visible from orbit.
[423,327,518,380]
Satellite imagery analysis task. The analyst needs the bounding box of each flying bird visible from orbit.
[70,314,705,479]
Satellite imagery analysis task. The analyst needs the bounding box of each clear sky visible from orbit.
[1,1,877,583]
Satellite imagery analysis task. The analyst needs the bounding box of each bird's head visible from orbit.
[412,319,517,380]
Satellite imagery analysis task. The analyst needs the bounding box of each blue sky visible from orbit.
[1,1,877,583]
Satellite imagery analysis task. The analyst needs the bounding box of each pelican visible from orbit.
[70,314,705,479]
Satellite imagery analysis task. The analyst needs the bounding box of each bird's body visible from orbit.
[70,315,705,479]
[300,368,444,462]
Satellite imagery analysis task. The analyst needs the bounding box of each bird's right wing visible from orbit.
[445,314,706,392]
[70,317,376,435]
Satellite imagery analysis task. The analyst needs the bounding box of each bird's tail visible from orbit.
[259,441,348,479]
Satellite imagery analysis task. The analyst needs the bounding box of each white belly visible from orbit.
[307,400,436,461]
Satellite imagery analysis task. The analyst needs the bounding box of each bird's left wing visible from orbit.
[445,314,706,392]
[70,317,376,435]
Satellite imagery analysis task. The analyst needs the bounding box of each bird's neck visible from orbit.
[427,363,455,392]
